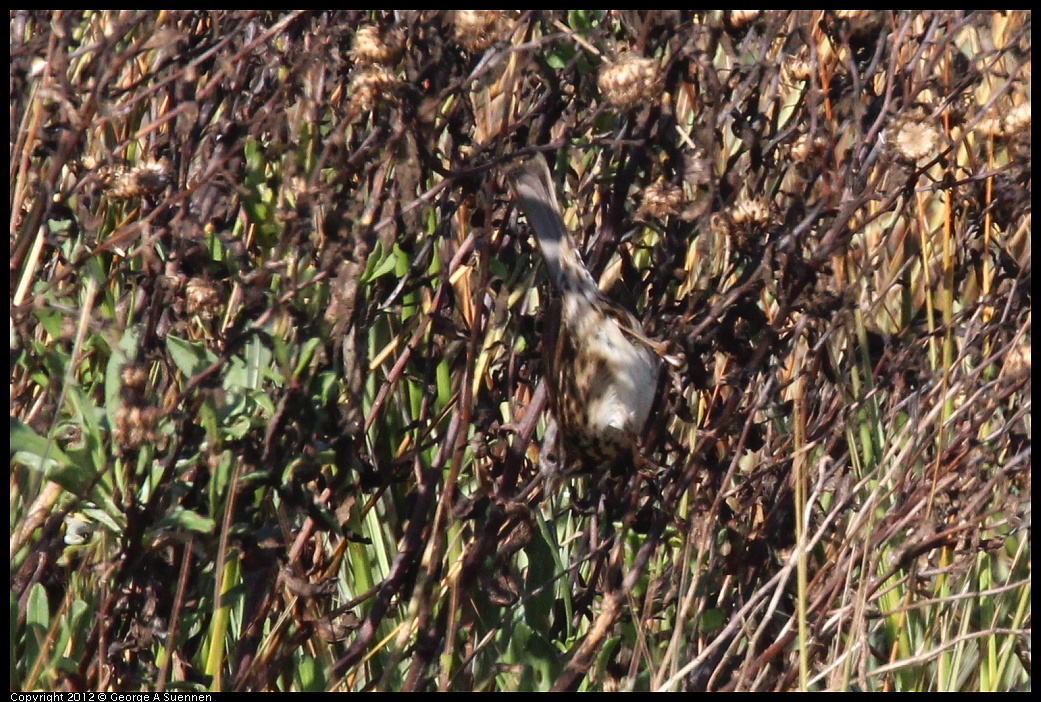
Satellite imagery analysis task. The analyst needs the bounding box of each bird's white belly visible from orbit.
[580,311,658,435]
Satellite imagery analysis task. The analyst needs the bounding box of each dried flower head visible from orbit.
[451,10,503,53]
[185,277,222,318]
[638,181,684,219]
[1003,101,1031,136]
[731,196,775,230]
[102,159,171,200]
[726,10,761,29]
[783,54,814,83]
[598,54,659,108]
[121,364,149,394]
[113,404,161,451]
[789,133,828,163]
[975,113,1005,139]
[351,25,403,66]
[348,65,399,113]
[1001,342,1031,380]
[709,211,729,236]
[714,195,777,251]
[887,108,941,166]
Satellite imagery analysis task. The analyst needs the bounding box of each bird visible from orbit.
[505,152,661,475]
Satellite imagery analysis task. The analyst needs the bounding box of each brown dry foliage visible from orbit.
[10,10,1030,692]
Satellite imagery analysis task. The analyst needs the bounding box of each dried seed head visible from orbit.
[598,53,659,108]
[121,364,149,394]
[726,10,761,29]
[185,277,222,318]
[348,65,399,112]
[887,108,941,166]
[1002,343,1031,379]
[783,54,814,83]
[451,10,503,52]
[976,113,1005,138]
[113,404,160,451]
[1004,101,1031,136]
[789,133,828,163]
[709,211,730,238]
[731,196,775,230]
[715,195,777,250]
[638,181,684,219]
[102,159,171,200]
[351,25,403,66]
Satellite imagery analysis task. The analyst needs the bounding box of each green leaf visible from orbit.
[315,370,339,406]
[25,582,49,630]
[104,327,141,430]
[47,217,74,235]
[502,619,558,690]
[51,599,90,672]
[32,306,65,340]
[523,529,557,632]
[10,591,20,689]
[166,335,216,378]
[10,418,96,495]
[699,607,726,633]
[80,506,125,535]
[24,583,49,683]
[294,337,322,379]
[225,337,271,392]
[295,652,325,691]
[150,506,216,535]
[361,240,399,283]
[65,384,105,468]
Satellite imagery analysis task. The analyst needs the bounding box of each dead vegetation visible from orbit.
[10,10,1031,691]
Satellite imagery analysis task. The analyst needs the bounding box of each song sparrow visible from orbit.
[505,153,661,473]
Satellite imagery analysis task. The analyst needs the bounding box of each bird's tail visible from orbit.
[505,153,598,297]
